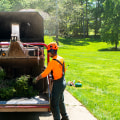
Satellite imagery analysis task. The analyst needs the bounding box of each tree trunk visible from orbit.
[81,1,85,38]
[55,24,59,45]
[55,0,59,45]
[86,0,88,37]
[115,42,117,50]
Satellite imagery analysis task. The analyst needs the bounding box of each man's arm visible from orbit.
[34,61,52,83]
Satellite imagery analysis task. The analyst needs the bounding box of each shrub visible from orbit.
[14,75,38,98]
[0,68,6,80]
[0,74,38,100]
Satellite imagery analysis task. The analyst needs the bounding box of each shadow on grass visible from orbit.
[98,47,120,51]
[53,36,102,46]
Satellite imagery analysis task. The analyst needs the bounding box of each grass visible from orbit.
[44,36,120,120]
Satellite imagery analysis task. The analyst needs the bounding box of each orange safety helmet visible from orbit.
[47,42,58,51]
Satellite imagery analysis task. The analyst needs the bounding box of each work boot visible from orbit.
[61,116,69,120]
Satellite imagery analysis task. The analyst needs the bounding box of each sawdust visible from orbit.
[8,41,26,57]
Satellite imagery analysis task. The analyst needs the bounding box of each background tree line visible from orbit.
[0,0,120,48]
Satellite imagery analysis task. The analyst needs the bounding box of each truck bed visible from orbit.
[0,94,50,112]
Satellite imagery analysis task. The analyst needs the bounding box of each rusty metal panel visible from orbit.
[0,12,44,42]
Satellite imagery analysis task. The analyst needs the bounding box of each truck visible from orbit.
[0,11,51,112]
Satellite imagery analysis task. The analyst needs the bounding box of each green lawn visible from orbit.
[44,36,120,120]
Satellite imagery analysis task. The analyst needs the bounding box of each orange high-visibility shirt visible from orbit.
[41,55,65,80]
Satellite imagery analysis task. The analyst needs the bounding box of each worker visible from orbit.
[34,42,69,120]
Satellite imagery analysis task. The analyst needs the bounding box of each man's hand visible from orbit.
[33,74,43,84]
[33,77,37,84]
